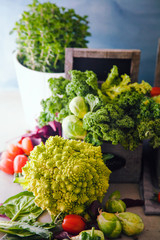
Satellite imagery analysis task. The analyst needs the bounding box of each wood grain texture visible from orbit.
[65,48,141,82]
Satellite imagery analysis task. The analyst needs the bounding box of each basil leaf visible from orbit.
[0,221,52,239]
[0,191,43,221]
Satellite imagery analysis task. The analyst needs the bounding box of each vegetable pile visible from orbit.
[38,66,160,151]
[15,136,111,217]
[0,121,61,176]
[0,191,58,239]
[0,137,33,175]
[0,190,145,239]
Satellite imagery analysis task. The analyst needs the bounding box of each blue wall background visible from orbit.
[1,0,160,89]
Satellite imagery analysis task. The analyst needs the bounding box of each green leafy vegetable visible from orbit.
[38,65,160,151]
[11,0,91,72]
[0,191,58,239]
[0,191,43,221]
[0,221,53,239]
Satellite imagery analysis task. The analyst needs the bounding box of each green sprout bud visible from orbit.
[97,211,122,238]
[116,212,144,236]
[69,96,88,119]
[106,199,126,213]
[105,190,126,213]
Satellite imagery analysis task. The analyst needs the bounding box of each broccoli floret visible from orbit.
[19,136,111,217]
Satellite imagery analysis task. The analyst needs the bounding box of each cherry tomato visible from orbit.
[21,137,34,155]
[14,155,28,173]
[0,158,14,175]
[150,87,160,97]
[1,151,15,161]
[62,214,86,234]
[8,144,24,158]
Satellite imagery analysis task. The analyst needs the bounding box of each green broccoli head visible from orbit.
[21,136,111,217]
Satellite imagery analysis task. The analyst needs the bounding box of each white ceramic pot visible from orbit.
[13,53,65,130]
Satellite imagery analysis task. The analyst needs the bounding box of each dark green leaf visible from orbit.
[0,221,52,238]
[0,191,43,221]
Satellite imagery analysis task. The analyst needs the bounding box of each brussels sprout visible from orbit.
[116,212,144,236]
[105,190,126,213]
[62,115,87,139]
[81,228,105,240]
[71,227,105,240]
[69,96,88,119]
[97,211,122,238]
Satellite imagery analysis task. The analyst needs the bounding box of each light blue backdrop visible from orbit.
[1,0,160,89]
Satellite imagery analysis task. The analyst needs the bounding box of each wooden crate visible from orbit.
[154,38,160,87]
[154,39,160,186]
[101,142,143,183]
[65,48,141,84]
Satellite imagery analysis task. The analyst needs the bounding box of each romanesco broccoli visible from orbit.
[20,136,111,218]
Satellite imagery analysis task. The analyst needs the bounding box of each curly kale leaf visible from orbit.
[48,77,70,95]
[138,119,160,149]
[101,65,152,101]
[83,103,138,150]
[85,94,102,112]
[66,70,98,97]
[138,97,160,120]
[101,65,121,92]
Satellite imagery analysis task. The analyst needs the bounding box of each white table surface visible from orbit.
[0,90,160,240]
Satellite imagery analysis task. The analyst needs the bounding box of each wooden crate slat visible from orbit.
[154,39,160,87]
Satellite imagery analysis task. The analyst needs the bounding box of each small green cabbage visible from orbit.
[105,191,126,213]
[116,212,144,236]
[62,115,87,139]
[97,211,122,238]
[69,96,88,119]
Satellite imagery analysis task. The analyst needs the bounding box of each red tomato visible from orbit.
[62,214,86,234]
[0,158,14,175]
[1,151,15,161]
[8,144,24,158]
[150,87,160,97]
[21,137,34,155]
[14,155,28,173]
[158,192,160,203]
